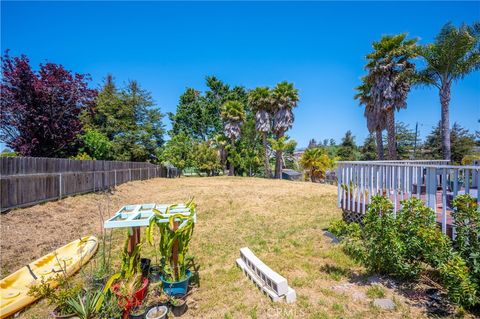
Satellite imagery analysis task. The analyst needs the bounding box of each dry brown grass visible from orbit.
[2,177,434,318]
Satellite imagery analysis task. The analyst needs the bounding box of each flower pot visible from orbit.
[141,258,151,278]
[161,270,192,296]
[112,278,150,315]
[51,306,77,319]
[146,305,168,319]
[129,307,146,319]
[170,298,187,317]
[149,266,162,283]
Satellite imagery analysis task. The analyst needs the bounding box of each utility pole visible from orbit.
[413,122,419,159]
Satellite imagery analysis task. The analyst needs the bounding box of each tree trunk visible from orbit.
[262,134,271,178]
[274,132,284,179]
[375,128,384,160]
[385,107,397,160]
[440,82,451,161]
[229,141,234,176]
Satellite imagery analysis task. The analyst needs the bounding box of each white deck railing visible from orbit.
[337,160,480,235]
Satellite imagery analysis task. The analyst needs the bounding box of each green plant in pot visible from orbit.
[103,231,149,316]
[65,289,104,319]
[169,294,187,317]
[146,200,196,296]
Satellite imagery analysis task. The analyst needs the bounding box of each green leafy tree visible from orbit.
[221,100,246,176]
[158,132,194,171]
[337,130,360,160]
[365,34,418,159]
[248,87,273,177]
[193,141,221,176]
[393,122,416,160]
[417,22,480,161]
[360,133,378,161]
[423,122,476,164]
[271,82,299,178]
[84,76,164,162]
[78,128,112,160]
[268,136,297,172]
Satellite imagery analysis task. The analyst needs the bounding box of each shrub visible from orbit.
[396,197,451,267]
[438,253,479,308]
[362,195,417,278]
[328,220,361,238]
[451,194,480,284]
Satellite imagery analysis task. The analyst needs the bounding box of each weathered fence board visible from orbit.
[0,157,180,212]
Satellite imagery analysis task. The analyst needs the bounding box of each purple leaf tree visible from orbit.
[0,52,96,157]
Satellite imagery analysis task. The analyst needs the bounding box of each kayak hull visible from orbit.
[0,236,98,319]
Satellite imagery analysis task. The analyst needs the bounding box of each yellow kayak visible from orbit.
[0,236,98,319]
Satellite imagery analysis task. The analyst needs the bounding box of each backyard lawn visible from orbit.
[1,177,439,318]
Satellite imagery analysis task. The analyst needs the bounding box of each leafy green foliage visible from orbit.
[66,290,104,319]
[337,131,359,161]
[451,195,480,285]
[438,253,479,308]
[328,220,361,239]
[147,201,196,282]
[362,196,452,279]
[300,147,338,182]
[83,76,165,162]
[28,275,83,315]
[360,133,378,161]
[423,122,476,164]
[78,128,112,160]
[193,141,221,176]
[158,132,195,170]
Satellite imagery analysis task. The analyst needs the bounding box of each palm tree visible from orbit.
[271,82,299,178]
[221,100,246,176]
[417,22,480,161]
[268,136,297,174]
[354,80,386,160]
[248,87,273,178]
[365,34,418,160]
[300,147,338,182]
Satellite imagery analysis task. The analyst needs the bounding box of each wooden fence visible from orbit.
[0,157,180,212]
[337,160,479,237]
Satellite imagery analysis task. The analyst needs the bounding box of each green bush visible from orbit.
[452,194,480,284]
[331,195,479,308]
[362,195,418,278]
[396,197,451,267]
[328,220,361,238]
[438,253,479,308]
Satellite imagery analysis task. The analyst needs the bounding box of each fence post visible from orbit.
[114,170,117,187]
[93,171,95,192]
[58,173,62,199]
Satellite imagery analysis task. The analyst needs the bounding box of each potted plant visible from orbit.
[145,305,168,319]
[104,233,149,318]
[148,265,162,283]
[169,294,187,317]
[129,304,147,319]
[140,258,151,278]
[146,201,196,296]
[65,290,104,319]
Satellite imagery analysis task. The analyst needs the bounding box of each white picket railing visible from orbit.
[337,160,480,236]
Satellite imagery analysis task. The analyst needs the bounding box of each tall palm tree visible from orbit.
[417,22,480,161]
[221,100,246,176]
[248,87,273,178]
[271,82,299,178]
[365,34,418,160]
[354,81,386,160]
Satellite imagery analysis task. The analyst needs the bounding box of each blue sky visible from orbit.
[1,1,479,149]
